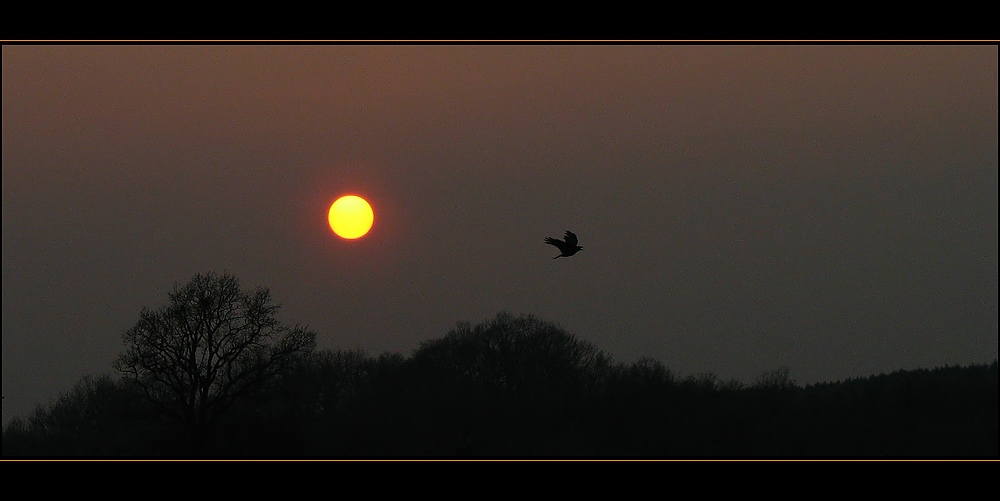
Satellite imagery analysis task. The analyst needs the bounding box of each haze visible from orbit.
[2,44,997,425]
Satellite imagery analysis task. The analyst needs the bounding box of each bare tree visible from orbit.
[112,272,315,453]
[753,366,797,390]
[412,312,614,395]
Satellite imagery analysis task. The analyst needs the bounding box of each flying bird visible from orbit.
[544,231,583,259]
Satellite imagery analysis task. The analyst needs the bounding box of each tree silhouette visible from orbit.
[407,312,615,455]
[112,272,315,453]
[412,312,612,396]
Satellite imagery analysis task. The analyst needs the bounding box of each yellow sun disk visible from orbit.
[328,195,374,239]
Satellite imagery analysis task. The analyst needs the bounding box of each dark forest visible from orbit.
[3,273,996,458]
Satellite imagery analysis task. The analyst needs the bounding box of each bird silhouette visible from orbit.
[545,230,583,259]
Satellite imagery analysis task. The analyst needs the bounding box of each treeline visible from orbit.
[3,312,996,457]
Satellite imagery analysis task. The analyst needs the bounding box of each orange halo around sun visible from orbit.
[328,195,374,239]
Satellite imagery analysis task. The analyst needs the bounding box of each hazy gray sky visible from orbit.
[3,44,997,425]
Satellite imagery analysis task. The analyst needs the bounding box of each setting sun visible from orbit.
[328,195,374,239]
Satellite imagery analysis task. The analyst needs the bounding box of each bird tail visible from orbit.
[552,255,561,259]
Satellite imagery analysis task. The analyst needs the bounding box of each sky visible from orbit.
[2,44,997,425]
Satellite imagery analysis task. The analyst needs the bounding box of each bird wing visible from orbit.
[564,231,578,247]
[545,236,567,251]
